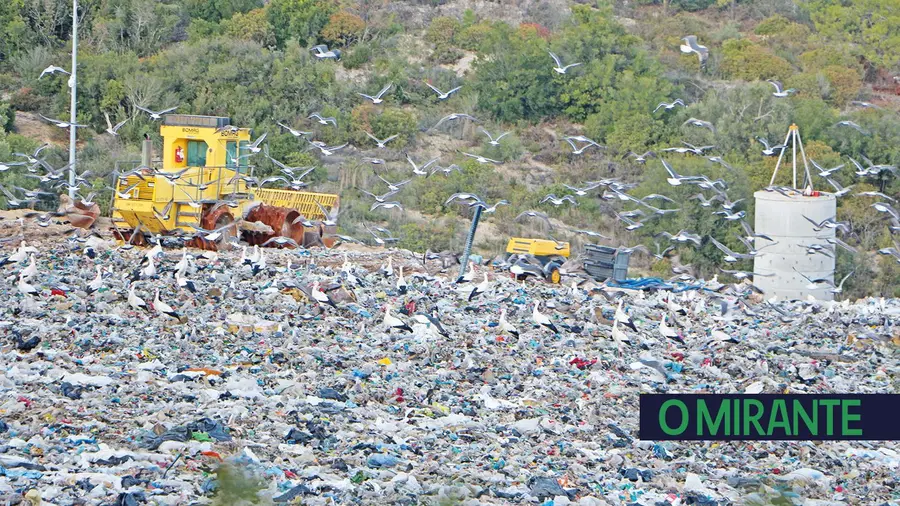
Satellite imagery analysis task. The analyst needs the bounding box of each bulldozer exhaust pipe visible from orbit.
[141,137,152,168]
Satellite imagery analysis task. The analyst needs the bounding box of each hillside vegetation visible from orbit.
[0,0,899,297]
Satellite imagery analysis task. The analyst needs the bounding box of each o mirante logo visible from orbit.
[640,394,898,440]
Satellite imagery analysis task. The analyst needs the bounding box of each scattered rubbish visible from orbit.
[0,237,895,504]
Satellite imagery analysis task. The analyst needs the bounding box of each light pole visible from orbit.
[68,0,78,199]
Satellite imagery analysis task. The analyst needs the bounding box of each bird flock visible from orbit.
[4,39,899,302]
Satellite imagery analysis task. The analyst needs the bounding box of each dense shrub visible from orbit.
[425,17,460,45]
[321,11,366,47]
[224,8,276,47]
[719,39,793,81]
[342,44,372,69]
[0,101,14,132]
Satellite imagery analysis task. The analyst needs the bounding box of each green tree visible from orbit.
[268,0,335,48]
[0,0,27,60]
[0,101,15,133]
[719,39,793,81]
[321,11,365,47]
[224,8,276,47]
[186,0,262,24]
[804,0,900,70]
[425,16,460,45]
[471,27,559,122]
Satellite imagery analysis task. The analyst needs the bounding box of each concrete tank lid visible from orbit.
[753,190,836,202]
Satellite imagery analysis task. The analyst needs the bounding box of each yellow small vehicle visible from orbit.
[505,237,570,283]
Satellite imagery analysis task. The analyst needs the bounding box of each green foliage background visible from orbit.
[0,0,898,297]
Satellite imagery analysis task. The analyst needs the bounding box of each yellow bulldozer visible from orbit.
[111,114,339,249]
[505,237,570,283]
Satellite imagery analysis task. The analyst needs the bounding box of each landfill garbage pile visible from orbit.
[0,232,898,506]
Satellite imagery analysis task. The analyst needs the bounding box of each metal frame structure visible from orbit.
[769,123,814,191]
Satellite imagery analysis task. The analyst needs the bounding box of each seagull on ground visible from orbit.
[153,290,181,320]
[532,301,559,334]
[498,308,519,339]
[383,303,413,333]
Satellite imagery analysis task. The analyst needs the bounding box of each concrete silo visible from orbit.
[752,190,836,301]
[751,124,838,300]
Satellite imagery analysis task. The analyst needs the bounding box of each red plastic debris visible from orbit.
[569,357,597,370]
[17,396,32,408]
[50,288,66,298]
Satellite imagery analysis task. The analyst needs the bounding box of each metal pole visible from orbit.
[67,0,78,199]
[795,128,813,191]
[769,127,794,187]
[791,128,797,190]
[457,206,483,282]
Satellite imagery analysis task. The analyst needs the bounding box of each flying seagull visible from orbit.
[460,151,500,164]
[756,137,786,156]
[548,51,582,74]
[626,151,656,164]
[679,36,708,68]
[371,201,404,212]
[850,101,881,110]
[39,114,87,129]
[480,128,511,146]
[308,113,337,126]
[277,121,312,137]
[104,113,129,136]
[767,80,795,97]
[810,159,843,178]
[365,132,399,149]
[653,99,685,113]
[683,117,715,133]
[425,82,462,100]
[835,120,869,135]
[242,132,268,154]
[406,153,438,176]
[430,113,479,131]
[134,104,178,120]
[564,137,599,155]
[39,65,70,79]
[359,82,392,104]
